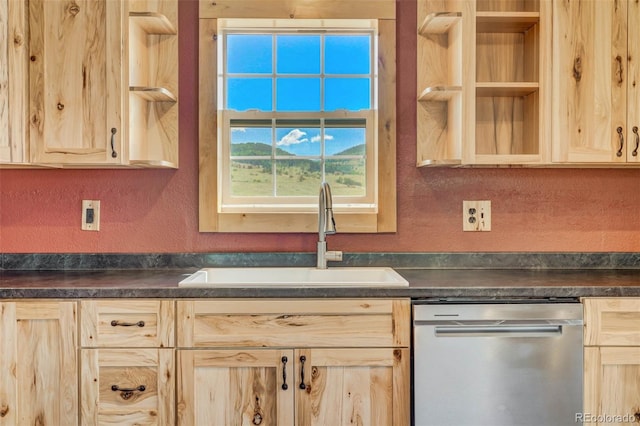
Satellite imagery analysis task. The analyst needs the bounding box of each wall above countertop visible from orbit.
[1,0,640,254]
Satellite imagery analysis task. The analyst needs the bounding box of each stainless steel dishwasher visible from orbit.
[413,301,583,426]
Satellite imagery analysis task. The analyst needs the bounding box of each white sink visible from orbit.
[179,267,409,288]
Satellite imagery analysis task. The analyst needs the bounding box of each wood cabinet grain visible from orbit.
[176,298,410,426]
[553,0,640,163]
[583,298,640,426]
[0,301,78,425]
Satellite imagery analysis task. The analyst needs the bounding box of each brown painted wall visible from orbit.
[1,0,639,254]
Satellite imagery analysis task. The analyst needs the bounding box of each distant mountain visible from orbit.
[334,144,365,156]
[231,142,293,156]
[231,142,366,157]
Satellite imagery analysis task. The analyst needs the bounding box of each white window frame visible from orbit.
[217,20,379,214]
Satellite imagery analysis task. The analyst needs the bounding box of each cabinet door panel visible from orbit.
[0,301,77,426]
[628,0,640,161]
[81,300,175,348]
[584,347,640,425]
[584,298,640,346]
[0,0,29,164]
[81,348,175,425]
[296,348,409,426]
[28,0,122,165]
[177,349,294,426]
[553,0,628,162]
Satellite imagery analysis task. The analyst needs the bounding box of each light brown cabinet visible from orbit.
[417,0,551,166]
[176,299,411,426]
[583,298,640,425]
[553,0,640,164]
[0,0,29,165]
[28,0,123,166]
[79,300,175,425]
[0,300,78,425]
[1,0,178,168]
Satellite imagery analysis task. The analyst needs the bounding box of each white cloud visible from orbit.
[231,128,246,132]
[277,129,309,146]
[311,134,334,143]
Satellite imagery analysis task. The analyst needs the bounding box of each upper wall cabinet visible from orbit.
[1,0,178,168]
[553,0,639,164]
[28,0,123,166]
[0,0,29,165]
[417,0,552,166]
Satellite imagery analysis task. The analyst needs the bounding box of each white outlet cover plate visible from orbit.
[463,200,491,231]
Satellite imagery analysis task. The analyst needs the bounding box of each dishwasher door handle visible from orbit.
[434,325,563,337]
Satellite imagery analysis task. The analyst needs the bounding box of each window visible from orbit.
[198,1,396,233]
[219,21,377,213]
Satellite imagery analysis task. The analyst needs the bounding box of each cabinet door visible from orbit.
[81,348,175,425]
[28,0,123,165]
[584,347,640,425]
[629,0,640,159]
[296,348,410,426]
[553,0,628,163]
[0,301,77,425]
[177,349,294,426]
[0,0,28,164]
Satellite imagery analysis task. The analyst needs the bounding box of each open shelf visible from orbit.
[419,12,462,35]
[129,11,177,35]
[127,2,179,169]
[476,12,539,33]
[418,86,462,102]
[476,82,538,97]
[130,86,177,102]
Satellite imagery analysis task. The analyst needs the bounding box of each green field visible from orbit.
[231,161,365,197]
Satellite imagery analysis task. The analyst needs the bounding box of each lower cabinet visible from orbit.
[176,298,411,426]
[178,347,407,426]
[80,349,175,425]
[0,300,78,425]
[583,298,640,425]
[0,297,410,425]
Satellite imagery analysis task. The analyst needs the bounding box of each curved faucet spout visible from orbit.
[317,182,342,269]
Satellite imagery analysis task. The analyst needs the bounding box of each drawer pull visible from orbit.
[110,320,145,327]
[110,128,118,158]
[111,384,146,400]
[632,126,639,157]
[299,355,306,390]
[281,356,288,390]
[617,126,624,157]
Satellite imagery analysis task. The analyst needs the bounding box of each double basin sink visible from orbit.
[179,267,409,288]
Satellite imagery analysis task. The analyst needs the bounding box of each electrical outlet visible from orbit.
[82,200,100,231]
[463,200,491,231]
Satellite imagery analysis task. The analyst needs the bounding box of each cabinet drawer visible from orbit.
[177,298,410,348]
[81,300,174,347]
[80,348,175,425]
[584,298,640,346]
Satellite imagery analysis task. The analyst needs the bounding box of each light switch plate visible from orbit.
[82,200,100,231]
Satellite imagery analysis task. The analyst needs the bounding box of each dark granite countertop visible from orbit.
[0,268,639,299]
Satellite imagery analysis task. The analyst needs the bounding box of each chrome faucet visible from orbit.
[317,181,343,269]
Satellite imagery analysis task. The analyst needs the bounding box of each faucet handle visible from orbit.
[325,251,343,262]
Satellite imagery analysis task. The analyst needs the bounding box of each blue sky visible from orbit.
[226,33,371,156]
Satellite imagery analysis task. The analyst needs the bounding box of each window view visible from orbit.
[219,23,377,211]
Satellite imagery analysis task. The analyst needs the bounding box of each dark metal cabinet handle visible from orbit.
[281,356,288,390]
[111,384,146,400]
[299,355,306,390]
[110,128,118,158]
[111,320,145,327]
[632,126,639,157]
[616,126,624,157]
